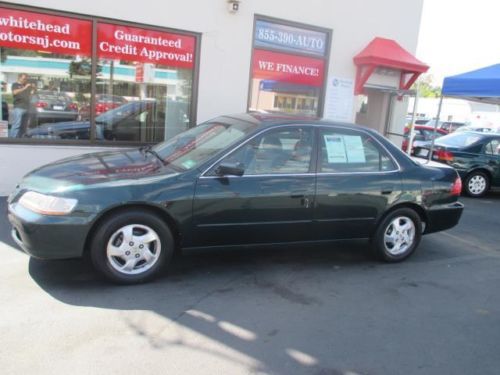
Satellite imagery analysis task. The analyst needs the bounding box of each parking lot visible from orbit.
[1,193,499,375]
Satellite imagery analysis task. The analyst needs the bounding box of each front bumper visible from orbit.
[7,202,91,259]
[424,201,464,234]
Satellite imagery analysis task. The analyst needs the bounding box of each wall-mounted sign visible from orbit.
[252,49,325,87]
[0,7,92,56]
[255,20,327,57]
[324,76,355,122]
[97,23,195,68]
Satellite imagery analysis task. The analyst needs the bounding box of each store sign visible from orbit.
[0,7,91,56]
[98,23,195,69]
[255,20,327,57]
[252,49,325,87]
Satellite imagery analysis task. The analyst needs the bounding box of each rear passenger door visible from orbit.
[314,127,402,240]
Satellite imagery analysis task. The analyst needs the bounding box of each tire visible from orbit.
[372,208,422,262]
[90,210,174,284]
[464,171,489,197]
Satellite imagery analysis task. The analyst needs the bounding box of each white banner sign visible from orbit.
[324,76,354,122]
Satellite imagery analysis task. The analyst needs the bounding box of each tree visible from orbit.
[412,74,442,98]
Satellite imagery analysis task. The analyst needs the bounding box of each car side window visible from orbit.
[319,128,397,173]
[209,127,314,175]
[484,139,500,155]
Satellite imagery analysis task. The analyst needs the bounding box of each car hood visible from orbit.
[19,149,175,193]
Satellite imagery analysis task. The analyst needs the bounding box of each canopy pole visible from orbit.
[407,83,420,156]
[428,94,444,161]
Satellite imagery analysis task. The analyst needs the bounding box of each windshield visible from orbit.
[152,118,259,171]
[438,132,483,148]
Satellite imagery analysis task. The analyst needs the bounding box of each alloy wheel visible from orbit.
[383,216,416,256]
[106,224,161,275]
[468,175,487,195]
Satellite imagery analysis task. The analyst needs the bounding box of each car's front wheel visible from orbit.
[372,208,422,262]
[464,171,489,197]
[90,210,174,284]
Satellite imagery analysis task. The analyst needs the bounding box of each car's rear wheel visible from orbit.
[373,208,422,262]
[464,171,489,197]
[90,210,174,284]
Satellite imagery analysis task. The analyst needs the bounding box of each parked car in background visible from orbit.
[402,125,447,154]
[455,124,500,134]
[413,131,500,197]
[33,91,79,124]
[414,119,443,128]
[79,94,127,120]
[26,100,164,142]
[439,121,465,133]
[9,113,464,284]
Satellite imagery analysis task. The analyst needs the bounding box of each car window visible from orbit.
[484,139,500,155]
[210,127,314,175]
[154,119,258,171]
[319,128,396,173]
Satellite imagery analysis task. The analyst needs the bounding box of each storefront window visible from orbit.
[248,18,330,117]
[0,7,92,140]
[95,23,195,143]
[0,5,199,144]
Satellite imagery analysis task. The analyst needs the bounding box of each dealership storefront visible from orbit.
[0,0,425,194]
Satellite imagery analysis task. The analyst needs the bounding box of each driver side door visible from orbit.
[191,126,316,247]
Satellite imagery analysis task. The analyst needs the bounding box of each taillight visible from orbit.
[95,103,109,114]
[68,103,78,111]
[36,101,48,108]
[451,176,462,196]
[434,149,454,162]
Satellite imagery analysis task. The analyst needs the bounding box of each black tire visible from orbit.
[372,208,422,262]
[90,210,174,284]
[464,171,490,197]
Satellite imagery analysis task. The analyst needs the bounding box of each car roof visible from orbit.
[218,112,378,134]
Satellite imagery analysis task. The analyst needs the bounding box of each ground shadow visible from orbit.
[27,241,381,375]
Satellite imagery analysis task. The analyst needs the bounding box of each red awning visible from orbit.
[353,37,429,95]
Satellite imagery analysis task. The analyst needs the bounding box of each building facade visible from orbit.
[0,0,425,194]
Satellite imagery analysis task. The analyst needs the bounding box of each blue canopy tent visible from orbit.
[426,64,500,160]
[442,64,500,105]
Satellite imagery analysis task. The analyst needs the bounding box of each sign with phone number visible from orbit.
[254,20,327,57]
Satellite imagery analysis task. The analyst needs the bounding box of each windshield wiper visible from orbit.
[139,145,168,166]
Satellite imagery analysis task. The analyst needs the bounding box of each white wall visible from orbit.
[0,0,424,195]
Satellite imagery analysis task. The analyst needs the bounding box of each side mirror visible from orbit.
[215,162,245,177]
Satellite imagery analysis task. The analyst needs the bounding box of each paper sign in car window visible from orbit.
[343,135,366,163]
[324,135,347,163]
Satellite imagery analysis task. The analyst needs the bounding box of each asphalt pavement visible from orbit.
[1,194,499,375]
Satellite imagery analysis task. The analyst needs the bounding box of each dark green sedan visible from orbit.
[8,114,464,284]
[414,131,500,197]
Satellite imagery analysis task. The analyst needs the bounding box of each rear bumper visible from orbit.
[424,202,464,234]
[7,203,90,259]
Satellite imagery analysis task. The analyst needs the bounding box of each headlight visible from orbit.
[18,191,77,215]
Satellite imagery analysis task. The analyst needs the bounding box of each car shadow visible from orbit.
[28,241,381,374]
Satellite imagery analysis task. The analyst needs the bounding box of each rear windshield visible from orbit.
[438,132,483,147]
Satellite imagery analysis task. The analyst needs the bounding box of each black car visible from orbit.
[414,131,500,197]
[8,114,464,284]
[32,91,79,124]
[26,100,165,142]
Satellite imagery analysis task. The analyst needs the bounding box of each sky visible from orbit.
[416,0,500,86]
